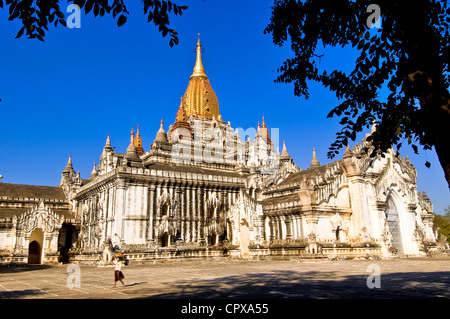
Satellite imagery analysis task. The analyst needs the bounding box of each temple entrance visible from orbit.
[161,232,171,247]
[335,226,341,242]
[208,233,219,246]
[161,203,169,217]
[28,228,44,265]
[58,223,78,263]
[28,241,41,264]
[385,196,404,254]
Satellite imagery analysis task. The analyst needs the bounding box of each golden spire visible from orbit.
[191,34,207,79]
[133,126,145,156]
[182,35,221,120]
[175,97,188,122]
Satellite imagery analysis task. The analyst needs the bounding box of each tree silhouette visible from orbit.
[265,0,450,188]
[1,0,187,47]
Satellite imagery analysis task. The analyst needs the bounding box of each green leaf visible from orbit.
[357,40,364,50]
[85,0,94,14]
[15,26,25,39]
[93,3,99,17]
[117,15,127,27]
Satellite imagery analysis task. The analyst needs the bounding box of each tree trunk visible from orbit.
[430,100,450,190]
[419,91,450,190]
[403,2,450,190]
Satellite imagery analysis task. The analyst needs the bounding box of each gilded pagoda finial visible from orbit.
[191,34,207,78]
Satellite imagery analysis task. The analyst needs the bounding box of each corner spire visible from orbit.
[134,126,145,156]
[281,141,290,157]
[343,144,353,158]
[63,155,74,173]
[310,147,321,169]
[154,118,168,143]
[103,134,112,152]
[89,163,98,179]
[191,33,207,78]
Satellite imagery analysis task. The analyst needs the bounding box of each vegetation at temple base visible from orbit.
[434,206,450,244]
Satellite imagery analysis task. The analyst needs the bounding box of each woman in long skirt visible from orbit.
[113,256,125,288]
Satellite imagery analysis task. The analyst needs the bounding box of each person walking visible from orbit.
[113,255,125,288]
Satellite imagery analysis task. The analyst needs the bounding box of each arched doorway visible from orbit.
[28,228,44,265]
[58,223,78,263]
[335,226,341,242]
[161,203,170,217]
[385,196,404,254]
[28,241,41,264]
[161,232,171,247]
[209,233,218,246]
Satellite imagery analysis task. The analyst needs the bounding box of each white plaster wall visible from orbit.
[0,230,14,250]
[122,185,148,245]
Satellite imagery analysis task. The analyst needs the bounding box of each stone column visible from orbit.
[285,216,293,240]
[198,188,206,244]
[175,187,182,241]
[277,217,283,240]
[147,185,156,242]
[196,188,200,244]
[190,187,195,242]
[180,186,185,243]
[185,186,191,243]
[115,179,127,241]
[269,218,275,241]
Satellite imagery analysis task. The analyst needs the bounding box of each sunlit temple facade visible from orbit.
[0,38,437,264]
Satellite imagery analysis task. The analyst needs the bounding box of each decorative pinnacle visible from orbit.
[310,147,321,168]
[191,33,207,78]
[63,155,74,173]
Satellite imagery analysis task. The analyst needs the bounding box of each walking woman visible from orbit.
[113,255,125,288]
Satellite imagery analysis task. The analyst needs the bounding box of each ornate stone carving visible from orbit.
[16,201,64,234]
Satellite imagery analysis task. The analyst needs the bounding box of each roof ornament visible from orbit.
[103,134,112,152]
[63,155,74,173]
[89,163,98,179]
[134,125,145,156]
[281,141,291,159]
[154,118,168,143]
[310,147,321,168]
[191,33,207,79]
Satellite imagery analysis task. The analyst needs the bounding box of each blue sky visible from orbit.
[0,1,448,213]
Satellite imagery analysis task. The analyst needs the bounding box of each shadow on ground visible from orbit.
[0,264,53,274]
[137,270,450,299]
[0,289,44,299]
